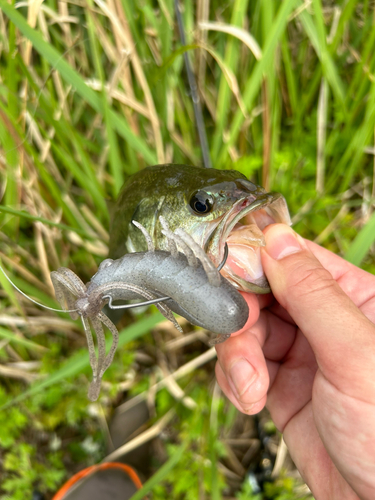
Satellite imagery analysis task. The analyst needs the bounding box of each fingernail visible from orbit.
[229,358,257,400]
[265,225,305,260]
[243,403,256,413]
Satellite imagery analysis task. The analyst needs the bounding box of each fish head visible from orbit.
[109,164,261,254]
[108,164,291,293]
[206,191,291,293]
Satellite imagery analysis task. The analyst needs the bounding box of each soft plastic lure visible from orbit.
[50,217,248,401]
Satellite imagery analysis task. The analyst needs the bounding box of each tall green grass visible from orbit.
[0,0,374,498]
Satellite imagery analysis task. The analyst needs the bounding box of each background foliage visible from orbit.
[0,0,374,497]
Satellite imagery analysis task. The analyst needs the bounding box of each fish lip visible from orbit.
[206,193,276,259]
[206,192,290,291]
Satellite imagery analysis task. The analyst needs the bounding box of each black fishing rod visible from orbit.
[174,0,212,169]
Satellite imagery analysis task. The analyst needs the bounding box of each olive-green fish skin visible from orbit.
[109,164,266,260]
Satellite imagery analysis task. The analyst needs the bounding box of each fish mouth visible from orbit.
[206,193,291,293]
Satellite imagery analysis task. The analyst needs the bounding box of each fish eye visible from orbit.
[189,191,214,215]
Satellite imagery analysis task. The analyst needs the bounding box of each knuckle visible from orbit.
[287,263,337,300]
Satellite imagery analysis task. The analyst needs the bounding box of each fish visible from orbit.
[108,164,291,294]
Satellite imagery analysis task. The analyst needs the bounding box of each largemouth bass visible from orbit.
[109,164,291,293]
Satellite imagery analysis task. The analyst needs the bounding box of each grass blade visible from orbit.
[128,443,187,500]
[0,206,96,239]
[0,0,157,165]
[0,326,44,352]
[0,312,164,409]
[217,0,296,166]
[344,211,375,266]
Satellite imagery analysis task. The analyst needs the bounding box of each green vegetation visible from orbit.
[0,0,374,497]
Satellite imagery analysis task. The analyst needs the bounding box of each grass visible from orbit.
[0,0,374,498]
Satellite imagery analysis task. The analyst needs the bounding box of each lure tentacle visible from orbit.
[208,333,231,346]
[80,315,98,385]
[174,227,221,287]
[159,216,179,257]
[159,218,178,257]
[91,315,106,386]
[132,220,155,251]
[51,268,87,320]
[97,311,119,374]
[159,216,198,267]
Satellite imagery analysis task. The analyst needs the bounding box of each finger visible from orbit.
[305,239,375,320]
[279,401,357,499]
[215,362,267,414]
[265,301,295,327]
[257,292,274,310]
[230,292,274,339]
[229,291,260,338]
[267,328,318,430]
[215,319,270,412]
[261,224,375,402]
[216,309,297,413]
[261,310,297,361]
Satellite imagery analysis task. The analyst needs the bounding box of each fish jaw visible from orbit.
[206,193,291,293]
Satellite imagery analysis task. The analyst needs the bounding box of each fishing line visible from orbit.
[0,263,78,314]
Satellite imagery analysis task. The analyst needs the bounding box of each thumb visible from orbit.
[261,224,375,400]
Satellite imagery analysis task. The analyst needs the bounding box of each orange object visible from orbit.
[52,462,143,500]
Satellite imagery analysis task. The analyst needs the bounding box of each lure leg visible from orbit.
[97,311,119,374]
[159,216,198,267]
[80,315,102,401]
[175,227,221,286]
[131,220,155,251]
[91,315,106,381]
[51,268,87,320]
[159,216,221,287]
[208,333,231,346]
[87,315,107,401]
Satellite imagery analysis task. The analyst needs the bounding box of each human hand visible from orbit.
[215,224,375,499]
